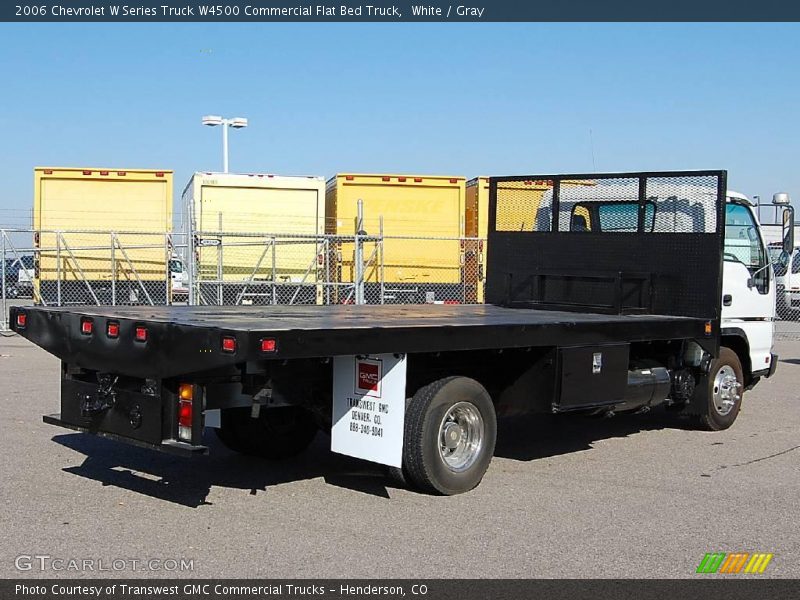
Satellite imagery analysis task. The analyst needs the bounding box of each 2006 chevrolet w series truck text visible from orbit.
[10,171,786,495]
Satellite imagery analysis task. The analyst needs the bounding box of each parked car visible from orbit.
[4,255,34,299]
[773,246,800,315]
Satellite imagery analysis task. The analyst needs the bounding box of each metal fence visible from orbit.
[4,227,799,335]
[188,229,483,307]
[0,228,487,330]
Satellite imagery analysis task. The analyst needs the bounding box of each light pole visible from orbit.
[202,115,248,173]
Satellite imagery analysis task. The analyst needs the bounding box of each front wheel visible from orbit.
[401,377,497,495]
[215,406,318,459]
[690,347,744,431]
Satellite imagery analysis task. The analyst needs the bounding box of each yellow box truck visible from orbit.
[182,172,326,305]
[326,174,466,304]
[33,167,173,305]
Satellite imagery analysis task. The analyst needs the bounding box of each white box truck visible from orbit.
[182,172,326,305]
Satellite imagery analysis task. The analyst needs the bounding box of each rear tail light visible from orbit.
[260,338,277,353]
[107,321,119,338]
[80,318,93,335]
[15,313,27,329]
[221,336,236,353]
[134,326,147,342]
[177,384,193,442]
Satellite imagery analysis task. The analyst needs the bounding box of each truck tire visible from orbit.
[215,406,318,459]
[402,377,496,495]
[691,347,744,431]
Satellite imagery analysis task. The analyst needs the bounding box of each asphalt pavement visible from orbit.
[1,333,798,578]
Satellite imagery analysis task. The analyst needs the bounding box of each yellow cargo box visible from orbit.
[183,172,326,304]
[326,173,466,304]
[33,167,173,304]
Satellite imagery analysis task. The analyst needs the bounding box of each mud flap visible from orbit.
[331,353,407,467]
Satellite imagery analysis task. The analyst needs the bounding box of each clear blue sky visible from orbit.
[0,23,798,228]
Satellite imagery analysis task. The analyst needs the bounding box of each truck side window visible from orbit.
[724,203,769,294]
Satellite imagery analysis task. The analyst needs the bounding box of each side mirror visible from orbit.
[779,250,790,268]
[782,205,795,256]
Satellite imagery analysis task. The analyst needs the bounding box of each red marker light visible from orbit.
[449,178,458,184]
[155,172,165,177]
[260,338,277,353]
[414,177,422,183]
[135,326,147,342]
[100,170,109,176]
[398,177,407,182]
[345,175,354,181]
[221,336,236,353]
[43,169,53,175]
[107,322,119,338]
[82,170,92,176]
[16,313,27,328]
[80,318,93,335]
[382,176,391,182]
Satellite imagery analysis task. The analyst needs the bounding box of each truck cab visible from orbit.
[535,184,779,391]
[720,191,776,386]
[169,256,189,303]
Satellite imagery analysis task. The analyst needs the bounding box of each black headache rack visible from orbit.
[485,170,726,331]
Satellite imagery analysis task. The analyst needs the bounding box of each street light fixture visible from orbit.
[202,114,248,173]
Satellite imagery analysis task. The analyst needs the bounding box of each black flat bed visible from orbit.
[14,303,707,379]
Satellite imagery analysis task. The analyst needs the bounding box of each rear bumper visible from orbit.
[43,413,207,456]
[43,374,207,454]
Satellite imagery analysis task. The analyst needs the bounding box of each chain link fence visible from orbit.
[4,226,798,336]
[1,228,487,330]
[187,230,485,307]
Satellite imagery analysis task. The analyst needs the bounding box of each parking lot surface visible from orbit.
[1,332,798,578]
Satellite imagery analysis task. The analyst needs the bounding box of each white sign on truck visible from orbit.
[331,353,407,467]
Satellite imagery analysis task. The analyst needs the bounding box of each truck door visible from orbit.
[721,202,774,373]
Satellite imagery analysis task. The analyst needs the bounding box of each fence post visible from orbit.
[111,233,116,306]
[379,216,385,305]
[165,233,170,305]
[1,232,6,330]
[217,213,223,306]
[271,237,277,305]
[354,199,365,305]
[56,232,62,306]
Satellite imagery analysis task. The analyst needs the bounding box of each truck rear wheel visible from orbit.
[691,347,744,431]
[401,377,496,495]
[215,406,318,459]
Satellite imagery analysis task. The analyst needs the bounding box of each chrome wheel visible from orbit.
[712,365,741,417]
[437,401,484,472]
